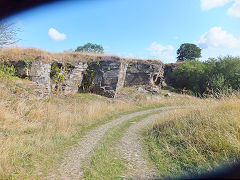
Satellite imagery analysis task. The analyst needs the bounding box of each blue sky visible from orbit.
[6,0,240,63]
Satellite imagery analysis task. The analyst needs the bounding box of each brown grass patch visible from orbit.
[0,47,164,64]
[0,75,179,179]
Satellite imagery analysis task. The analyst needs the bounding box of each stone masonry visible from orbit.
[79,57,121,98]
[124,61,164,87]
[63,62,88,94]
[29,60,51,94]
[6,56,179,98]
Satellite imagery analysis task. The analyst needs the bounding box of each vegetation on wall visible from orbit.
[173,56,240,96]
[0,64,16,77]
[80,61,98,92]
[50,62,71,91]
[23,57,32,68]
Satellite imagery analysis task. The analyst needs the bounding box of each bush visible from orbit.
[174,60,206,94]
[0,64,16,77]
[173,56,240,95]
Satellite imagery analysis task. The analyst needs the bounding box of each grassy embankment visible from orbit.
[145,95,240,179]
[0,61,194,179]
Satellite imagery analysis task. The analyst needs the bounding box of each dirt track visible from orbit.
[47,106,178,179]
[117,110,177,179]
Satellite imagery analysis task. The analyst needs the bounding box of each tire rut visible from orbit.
[117,107,178,180]
[46,106,172,180]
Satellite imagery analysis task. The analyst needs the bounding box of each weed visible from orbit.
[23,57,32,68]
[0,64,16,77]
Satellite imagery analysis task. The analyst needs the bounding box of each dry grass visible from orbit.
[116,86,204,107]
[146,94,240,179]
[0,73,182,179]
[0,74,139,178]
[0,63,225,179]
[0,47,120,64]
[0,47,163,65]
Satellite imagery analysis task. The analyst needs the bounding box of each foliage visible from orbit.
[173,56,240,95]
[0,64,16,77]
[50,62,61,78]
[50,62,71,91]
[23,57,32,68]
[177,43,201,62]
[81,68,95,92]
[174,60,206,94]
[75,43,104,54]
[0,21,20,47]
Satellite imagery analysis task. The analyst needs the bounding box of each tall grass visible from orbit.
[0,74,193,178]
[0,47,118,64]
[0,47,160,64]
[0,75,138,178]
[0,64,208,178]
[145,95,240,179]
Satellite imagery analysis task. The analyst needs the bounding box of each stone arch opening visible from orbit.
[153,74,161,86]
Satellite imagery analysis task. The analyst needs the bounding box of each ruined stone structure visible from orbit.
[124,61,164,87]
[3,55,179,98]
[79,57,122,98]
[164,62,181,86]
[61,62,88,94]
[29,60,51,93]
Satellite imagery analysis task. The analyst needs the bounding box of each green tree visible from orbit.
[75,43,104,54]
[177,43,201,62]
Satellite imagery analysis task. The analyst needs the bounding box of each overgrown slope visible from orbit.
[0,65,189,179]
[145,95,240,179]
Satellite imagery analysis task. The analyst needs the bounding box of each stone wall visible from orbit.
[79,57,121,98]
[11,61,29,78]
[50,61,88,94]
[63,62,88,94]
[3,55,179,98]
[164,62,181,86]
[29,60,51,93]
[124,61,164,87]
[115,62,128,96]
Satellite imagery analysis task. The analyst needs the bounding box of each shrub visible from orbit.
[0,64,16,77]
[23,57,32,68]
[173,60,207,94]
[173,56,240,95]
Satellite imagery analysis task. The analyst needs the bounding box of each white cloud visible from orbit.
[201,0,240,18]
[201,0,233,10]
[48,28,66,41]
[147,42,175,61]
[227,0,240,17]
[198,26,240,49]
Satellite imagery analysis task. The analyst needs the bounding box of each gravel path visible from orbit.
[47,106,173,180]
[117,108,178,180]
